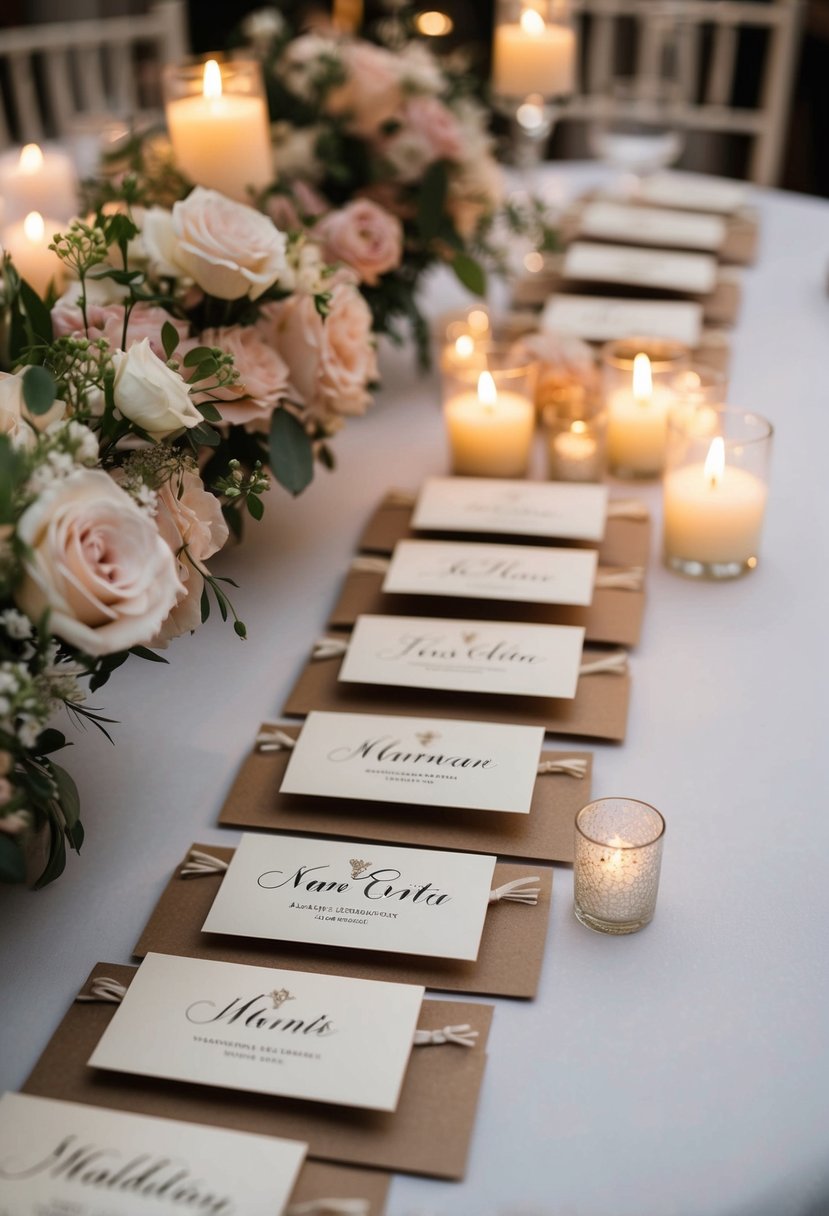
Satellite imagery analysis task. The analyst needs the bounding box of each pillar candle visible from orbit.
[3,211,64,296]
[663,436,768,565]
[0,143,77,227]
[607,352,672,476]
[445,370,535,477]
[493,8,575,98]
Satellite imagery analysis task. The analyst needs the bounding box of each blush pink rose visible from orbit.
[314,200,402,286]
[193,325,293,431]
[51,295,189,360]
[402,95,464,161]
[326,42,403,136]
[259,278,377,419]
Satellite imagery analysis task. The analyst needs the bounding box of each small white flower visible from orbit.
[26,464,59,496]
[0,671,19,695]
[0,609,32,640]
[18,719,40,749]
[47,450,75,477]
[242,6,284,44]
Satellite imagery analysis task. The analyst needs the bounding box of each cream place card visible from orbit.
[413,476,609,543]
[578,200,726,251]
[634,170,747,214]
[280,710,544,814]
[339,615,586,700]
[563,240,718,295]
[202,833,498,962]
[0,1091,307,1216]
[382,539,599,607]
[542,294,703,347]
[89,953,425,1113]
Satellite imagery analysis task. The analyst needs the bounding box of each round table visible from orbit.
[2,166,828,1216]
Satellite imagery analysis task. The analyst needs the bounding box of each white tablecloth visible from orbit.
[1,165,827,1216]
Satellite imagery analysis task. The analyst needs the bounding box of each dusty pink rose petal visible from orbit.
[402,95,464,161]
[192,325,293,430]
[314,199,402,286]
[326,42,403,136]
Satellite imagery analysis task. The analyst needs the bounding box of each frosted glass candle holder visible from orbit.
[542,398,606,482]
[601,336,689,478]
[441,344,538,478]
[575,798,666,935]
[663,406,772,580]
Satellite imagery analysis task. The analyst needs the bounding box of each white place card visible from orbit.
[542,294,703,347]
[578,201,726,251]
[89,953,425,1114]
[413,476,609,543]
[383,539,599,607]
[280,710,544,814]
[203,833,498,962]
[0,1091,307,1216]
[563,241,718,296]
[339,615,586,700]
[634,170,747,214]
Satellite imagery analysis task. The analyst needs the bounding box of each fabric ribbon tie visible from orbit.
[76,977,126,1004]
[606,499,649,521]
[255,724,298,753]
[536,757,588,778]
[351,555,391,574]
[595,566,644,592]
[489,876,541,905]
[413,1024,478,1048]
[385,490,416,508]
[286,1202,370,1216]
[579,651,628,676]
[312,637,349,661]
[180,849,229,878]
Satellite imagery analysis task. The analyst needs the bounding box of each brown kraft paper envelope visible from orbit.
[23,962,492,1182]
[133,844,552,1000]
[329,566,645,648]
[511,261,741,327]
[291,1161,391,1216]
[561,200,759,265]
[282,645,630,743]
[218,724,588,864]
[357,494,651,571]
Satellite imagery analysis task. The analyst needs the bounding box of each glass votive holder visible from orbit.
[575,798,666,935]
[601,336,690,479]
[663,406,772,580]
[492,0,577,106]
[542,397,607,482]
[441,344,538,478]
[162,56,272,201]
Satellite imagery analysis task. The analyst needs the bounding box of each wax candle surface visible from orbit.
[0,143,77,226]
[607,353,671,475]
[166,60,273,202]
[663,444,767,564]
[493,9,575,98]
[445,372,535,477]
[3,211,63,296]
[549,421,600,482]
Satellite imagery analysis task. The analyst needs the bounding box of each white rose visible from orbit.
[111,339,202,440]
[15,469,183,656]
[0,370,65,448]
[143,188,288,301]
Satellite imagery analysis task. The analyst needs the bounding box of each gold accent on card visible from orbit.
[349,859,372,879]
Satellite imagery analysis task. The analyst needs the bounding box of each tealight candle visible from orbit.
[443,359,537,478]
[601,336,689,478]
[547,418,604,482]
[663,407,772,579]
[0,142,78,227]
[164,58,273,202]
[575,798,665,934]
[493,4,576,98]
[2,211,64,296]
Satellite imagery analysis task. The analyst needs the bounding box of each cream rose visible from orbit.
[111,339,202,440]
[152,467,229,646]
[0,370,65,447]
[314,200,403,286]
[143,188,288,301]
[194,326,292,430]
[15,470,183,656]
[326,42,403,136]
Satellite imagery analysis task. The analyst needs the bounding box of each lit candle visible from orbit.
[0,143,78,227]
[444,370,536,477]
[493,7,576,99]
[548,419,601,482]
[165,59,273,202]
[606,352,673,476]
[2,211,63,296]
[574,798,665,934]
[663,435,768,568]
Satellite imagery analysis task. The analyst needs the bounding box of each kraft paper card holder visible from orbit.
[218,724,590,865]
[133,843,551,1000]
[290,1161,391,1216]
[23,962,492,1181]
[329,561,646,649]
[357,491,651,573]
[560,199,759,266]
[281,638,631,743]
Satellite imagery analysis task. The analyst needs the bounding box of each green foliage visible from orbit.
[269,409,314,497]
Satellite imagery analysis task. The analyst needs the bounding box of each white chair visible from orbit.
[0,0,188,147]
[565,0,803,185]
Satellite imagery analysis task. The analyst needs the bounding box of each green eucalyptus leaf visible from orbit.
[130,646,169,664]
[161,320,180,360]
[183,346,214,367]
[417,160,449,242]
[247,494,264,522]
[451,252,487,297]
[50,760,81,830]
[19,277,54,345]
[34,728,67,756]
[32,819,66,889]
[22,365,57,416]
[0,833,26,884]
[269,409,313,497]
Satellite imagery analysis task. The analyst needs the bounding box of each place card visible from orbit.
[203,833,498,962]
[634,170,747,214]
[339,615,585,700]
[382,539,599,607]
[541,294,703,347]
[281,711,544,814]
[0,1092,307,1216]
[412,476,609,543]
[578,200,726,251]
[89,953,425,1114]
[563,240,718,295]
[26,962,493,1181]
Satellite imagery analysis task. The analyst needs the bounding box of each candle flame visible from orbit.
[632,352,652,405]
[571,420,587,435]
[19,143,44,173]
[520,6,546,36]
[478,370,498,408]
[23,211,44,242]
[454,334,475,359]
[203,58,223,100]
[704,435,725,487]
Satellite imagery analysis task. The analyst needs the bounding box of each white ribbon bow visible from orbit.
[413,1024,478,1048]
[255,725,298,753]
[76,977,127,1003]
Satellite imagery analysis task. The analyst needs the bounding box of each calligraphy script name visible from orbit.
[327,734,496,771]
[376,632,542,664]
[258,864,452,906]
[186,993,335,1036]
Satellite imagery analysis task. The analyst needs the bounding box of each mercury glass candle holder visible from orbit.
[601,336,689,478]
[663,406,772,580]
[575,798,666,935]
[441,344,539,478]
